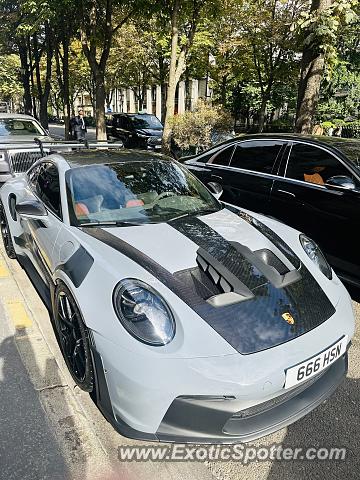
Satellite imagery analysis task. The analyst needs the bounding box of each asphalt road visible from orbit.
[49,123,96,141]
[0,239,359,479]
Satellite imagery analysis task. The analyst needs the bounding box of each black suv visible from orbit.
[106,113,163,150]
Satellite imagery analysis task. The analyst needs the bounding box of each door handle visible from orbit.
[277,189,296,198]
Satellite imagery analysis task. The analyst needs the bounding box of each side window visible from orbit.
[230,141,283,174]
[36,163,61,217]
[209,146,234,166]
[286,143,355,186]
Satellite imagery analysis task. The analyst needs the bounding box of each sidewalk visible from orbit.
[0,244,215,480]
[0,247,117,480]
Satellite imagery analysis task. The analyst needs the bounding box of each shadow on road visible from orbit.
[266,376,360,480]
[0,328,80,480]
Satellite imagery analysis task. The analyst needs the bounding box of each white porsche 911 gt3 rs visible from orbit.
[0,147,355,443]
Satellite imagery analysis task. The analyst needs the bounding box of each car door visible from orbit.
[113,115,130,145]
[218,139,286,213]
[27,161,63,278]
[270,141,360,282]
[186,144,235,187]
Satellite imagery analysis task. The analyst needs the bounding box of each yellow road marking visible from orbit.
[0,262,9,278]
[6,301,32,329]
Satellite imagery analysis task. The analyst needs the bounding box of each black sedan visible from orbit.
[106,113,163,150]
[183,134,360,290]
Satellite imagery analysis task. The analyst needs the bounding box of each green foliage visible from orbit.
[0,54,22,100]
[295,0,359,78]
[170,99,233,149]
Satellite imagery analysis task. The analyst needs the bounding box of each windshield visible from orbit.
[0,119,44,136]
[66,159,221,226]
[130,115,163,130]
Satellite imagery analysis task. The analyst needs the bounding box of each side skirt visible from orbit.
[17,254,53,312]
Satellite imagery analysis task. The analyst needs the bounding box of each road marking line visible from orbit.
[0,262,9,278]
[6,301,32,329]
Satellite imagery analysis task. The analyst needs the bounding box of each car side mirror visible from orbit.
[326,175,356,191]
[207,181,223,199]
[15,200,47,217]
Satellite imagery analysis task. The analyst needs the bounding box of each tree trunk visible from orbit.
[258,97,268,133]
[27,36,37,118]
[162,1,180,155]
[18,40,32,115]
[95,71,107,141]
[33,25,53,130]
[295,0,333,134]
[221,75,228,106]
[62,36,71,140]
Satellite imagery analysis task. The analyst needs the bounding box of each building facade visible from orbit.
[73,78,211,120]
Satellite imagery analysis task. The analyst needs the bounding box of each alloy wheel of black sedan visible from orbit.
[54,284,94,392]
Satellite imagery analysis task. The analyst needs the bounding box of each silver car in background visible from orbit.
[0,113,53,183]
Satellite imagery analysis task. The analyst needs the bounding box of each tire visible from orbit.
[0,201,16,259]
[53,283,94,392]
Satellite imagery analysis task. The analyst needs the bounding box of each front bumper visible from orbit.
[156,352,347,443]
[93,343,348,444]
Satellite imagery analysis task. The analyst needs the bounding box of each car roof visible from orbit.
[187,133,360,164]
[110,112,156,117]
[0,113,39,121]
[59,148,171,167]
[212,132,360,146]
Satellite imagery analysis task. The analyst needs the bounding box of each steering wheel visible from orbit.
[153,191,177,203]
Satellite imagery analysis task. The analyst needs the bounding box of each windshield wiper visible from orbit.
[80,220,143,227]
[168,208,220,222]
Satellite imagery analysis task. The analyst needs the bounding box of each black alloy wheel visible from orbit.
[54,284,94,392]
[0,201,16,259]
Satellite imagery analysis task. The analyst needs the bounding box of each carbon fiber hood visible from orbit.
[84,208,336,355]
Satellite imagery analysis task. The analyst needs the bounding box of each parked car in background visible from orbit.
[183,134,360,290]
[106,113,163,150]
[0,113,55,183]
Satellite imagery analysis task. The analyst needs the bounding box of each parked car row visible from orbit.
[0,132,356,444]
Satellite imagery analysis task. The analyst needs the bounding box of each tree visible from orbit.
[162,0,221,153]
[106,23,155,111]
[0,54,23,102]
[295,0,358,133]
[78,0,152,139]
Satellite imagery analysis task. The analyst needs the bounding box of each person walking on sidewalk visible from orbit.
[70,108,87,141]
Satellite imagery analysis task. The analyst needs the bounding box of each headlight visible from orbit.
[299,234,332,280]
[113,279,176,346]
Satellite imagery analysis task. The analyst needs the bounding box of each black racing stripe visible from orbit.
[82,227,336,355]
[55,246,94,288]
[236,209,301,268]
[169,216,268,291]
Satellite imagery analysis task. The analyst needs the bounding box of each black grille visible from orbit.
[232,372,324,419]
[9,150,48,173]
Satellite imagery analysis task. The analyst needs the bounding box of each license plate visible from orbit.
[154,145,161,150]
[284,335,348,389]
